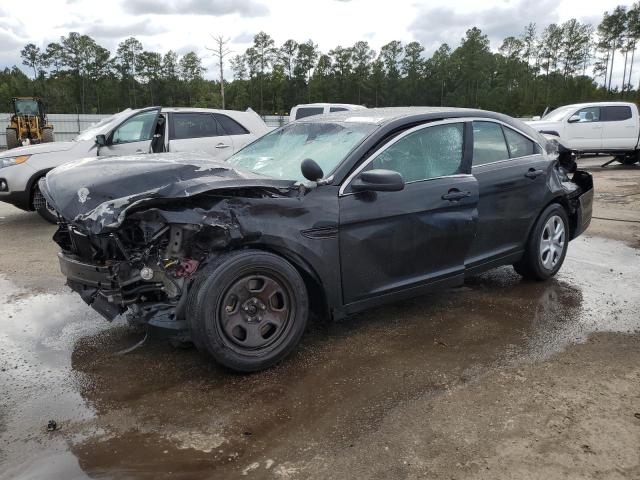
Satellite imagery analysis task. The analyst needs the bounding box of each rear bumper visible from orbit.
[573,187,593,238]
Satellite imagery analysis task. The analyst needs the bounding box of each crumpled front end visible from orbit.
[52,195,268,338]
[42,152,298,335]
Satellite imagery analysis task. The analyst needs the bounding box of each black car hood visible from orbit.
[40,152,296,234]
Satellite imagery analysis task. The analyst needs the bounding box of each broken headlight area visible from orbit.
[54,209,246,335]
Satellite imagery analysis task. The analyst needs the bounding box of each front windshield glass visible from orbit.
[15,99,39,116]
[74,109,134,141]
[541,106,574,122]
[228,121,376,181]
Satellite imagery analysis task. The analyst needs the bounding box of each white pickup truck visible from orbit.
[527,101,640,165]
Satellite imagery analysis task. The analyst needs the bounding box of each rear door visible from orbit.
[167,112,234,160]
[213,113,254,153]
[466,121,548,267]
[99,108,160,156]
[339,121,478,305]
[600,105,637,149]
[564,106,603,151]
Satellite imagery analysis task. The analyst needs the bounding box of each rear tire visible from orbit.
[189,250,308,372]
[32,184,58,224]
[6,128,19,149]
[42,127,54,143]
[514,203,569,281]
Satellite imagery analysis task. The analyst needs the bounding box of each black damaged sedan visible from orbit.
[41,107,594,372]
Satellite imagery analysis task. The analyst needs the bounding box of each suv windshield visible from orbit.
[74,109,135,141]
[228,121,376,181]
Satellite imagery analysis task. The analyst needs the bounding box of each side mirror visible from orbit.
[301,158,324,182]
[352,169,405,193]
[567,115,580,123]
[95,134,107,146]
[531,115,541,121]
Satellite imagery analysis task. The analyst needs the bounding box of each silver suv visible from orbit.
[0,107,269,222]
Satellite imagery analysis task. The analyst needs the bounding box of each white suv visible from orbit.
[0,107,269,222]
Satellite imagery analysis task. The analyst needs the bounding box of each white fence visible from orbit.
[0,113,290,149]
[0,113,112,148]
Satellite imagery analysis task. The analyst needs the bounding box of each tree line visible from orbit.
[1,3,639,117]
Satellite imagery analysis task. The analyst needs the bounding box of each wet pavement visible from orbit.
[1,234,639,479]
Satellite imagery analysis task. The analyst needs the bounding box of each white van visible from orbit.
[289,103,366,121]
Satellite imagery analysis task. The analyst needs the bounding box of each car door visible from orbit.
[213,113,254,154]
[99,108,160,157]
[167,112,234,160]
[338,121,478,305]
[600,105,637,149]
[564,106,603,151]
[465,121,548,268]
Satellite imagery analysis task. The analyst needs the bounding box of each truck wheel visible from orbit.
[189,250,308,372]
[616,152,639,165]
[42,127,54,143]
[6,128,19,149]
[32,184,58,224]
[513,204,569,281]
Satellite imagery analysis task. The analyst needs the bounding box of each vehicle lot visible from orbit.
[0,158,639,479]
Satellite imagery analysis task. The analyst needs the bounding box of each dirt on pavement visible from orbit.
[0,158,639,480]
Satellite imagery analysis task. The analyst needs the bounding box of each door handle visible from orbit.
[441,189,471,201]
[135,149,144,153]
[215,143,231,149]
[525,168,544,179]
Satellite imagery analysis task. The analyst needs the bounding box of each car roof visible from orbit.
[554,101,637,109]
[160,107,249,114]
[296,106,547,145]
[292,103,365,109]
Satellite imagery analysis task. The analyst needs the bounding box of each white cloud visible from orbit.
[0,0,630,86]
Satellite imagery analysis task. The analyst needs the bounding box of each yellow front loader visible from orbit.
[5,97,54,149]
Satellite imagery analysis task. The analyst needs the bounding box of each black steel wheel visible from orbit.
[189,250,308,372]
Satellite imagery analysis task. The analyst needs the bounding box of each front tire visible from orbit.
[189,250,308,372]
[42,127,54,143]
[514,203,569,281]
[6,128,19,149]
[32,184,58,224]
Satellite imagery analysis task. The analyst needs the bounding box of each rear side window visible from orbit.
[329,107,348,113]
[370,123,464,182]
[214,114,249,135]
[503,127,536,158]
[295,107,324,119]
[170,113,222,140]
[472,121,509,166]
[602,106,632,122]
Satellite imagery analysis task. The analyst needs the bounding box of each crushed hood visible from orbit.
[0,141,77,157]
[40,152,295,234]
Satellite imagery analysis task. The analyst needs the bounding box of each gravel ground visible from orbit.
[0,157,639,480]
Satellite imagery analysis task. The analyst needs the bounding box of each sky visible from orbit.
[0,0,633,85]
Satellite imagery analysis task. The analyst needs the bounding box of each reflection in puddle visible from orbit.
[1,236,639,479]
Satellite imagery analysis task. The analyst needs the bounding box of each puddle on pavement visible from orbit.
[1,235,639,479]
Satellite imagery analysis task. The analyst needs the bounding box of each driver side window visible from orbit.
[370,123,464,182]
[573,107,600,123]
[112,110,157,144]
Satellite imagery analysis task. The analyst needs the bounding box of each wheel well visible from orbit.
[244,245,330,321]
[530,196,576,240]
